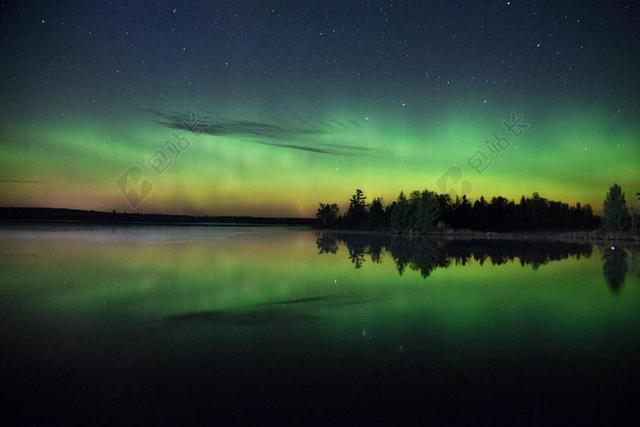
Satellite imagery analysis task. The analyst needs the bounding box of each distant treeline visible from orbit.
[316,189,600,232]
[0,207,314,226]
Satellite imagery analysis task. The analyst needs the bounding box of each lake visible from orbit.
[1,225,639,425]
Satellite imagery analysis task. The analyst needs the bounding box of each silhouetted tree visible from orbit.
[603,184,630,232]
[437,194,453,225]
[390,192,410,232]
[316,203,339,228]
[414,190,439,232]
[408,191,422,230]
[345,189,368,229]
[451,195,472,229]
[368,198,385,230]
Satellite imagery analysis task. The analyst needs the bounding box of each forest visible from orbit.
[316,185,638,233]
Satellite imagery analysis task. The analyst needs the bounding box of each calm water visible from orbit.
[1,225,639,425]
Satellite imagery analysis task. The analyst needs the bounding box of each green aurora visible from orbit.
[2,1,639,216]
[1,105,638,216]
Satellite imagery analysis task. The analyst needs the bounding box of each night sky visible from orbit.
[1,0,639,216]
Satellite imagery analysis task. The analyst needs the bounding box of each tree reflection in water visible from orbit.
[602,246,629,293]
[316,232,594,278]
[315,232,637,294]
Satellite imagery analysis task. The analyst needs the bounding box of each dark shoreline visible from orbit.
[313,228,640,245]
[1,207,638,244]
[0,207,314,227]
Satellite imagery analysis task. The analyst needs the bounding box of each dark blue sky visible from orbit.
[3,0,639,117]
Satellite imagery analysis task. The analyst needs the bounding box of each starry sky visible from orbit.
[1,0,639,216]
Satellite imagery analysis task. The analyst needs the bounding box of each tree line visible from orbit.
[316,185,637,233]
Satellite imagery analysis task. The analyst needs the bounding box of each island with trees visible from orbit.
[316,184,639,239]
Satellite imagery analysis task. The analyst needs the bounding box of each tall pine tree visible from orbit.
[603,184,630,232]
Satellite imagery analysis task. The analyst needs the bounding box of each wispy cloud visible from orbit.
[139,108,379,156]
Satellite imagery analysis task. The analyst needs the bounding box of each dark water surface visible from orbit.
[1,225,639,425]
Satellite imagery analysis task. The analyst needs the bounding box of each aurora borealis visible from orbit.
[1,1,639,216]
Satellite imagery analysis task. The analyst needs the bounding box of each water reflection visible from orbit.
[316,232,639,293]
[1,226,640,424]
[602,246,629,293]
[316,232,594,278]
